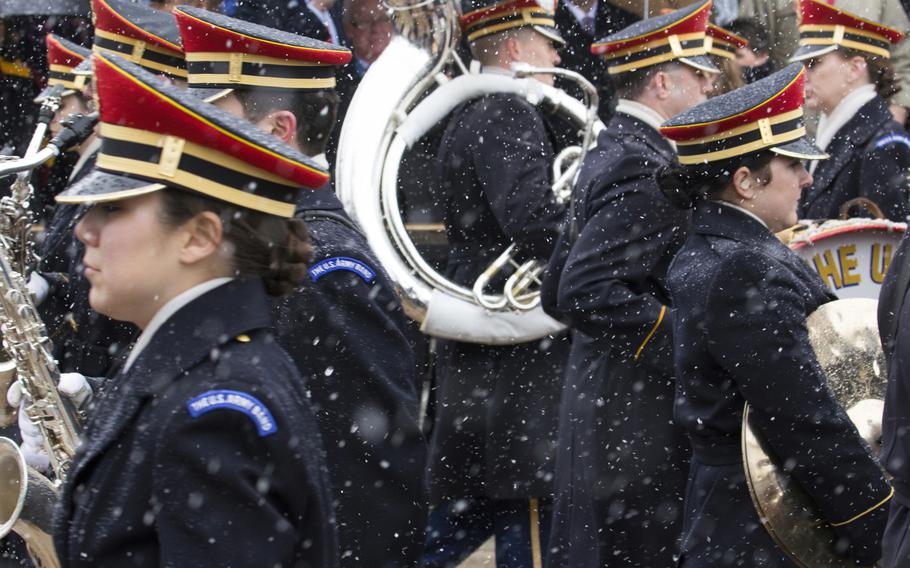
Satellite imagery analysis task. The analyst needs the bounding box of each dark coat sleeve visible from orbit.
[555,158,679,365]
[151,381,334,568]
[705,249,891,564]
[858,133,910,222]
[471,98,566,257]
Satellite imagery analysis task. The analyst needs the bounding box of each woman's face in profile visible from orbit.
[75,191,185,328]
[747,156,814,232]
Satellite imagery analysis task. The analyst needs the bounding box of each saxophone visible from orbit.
[0,109,97,568]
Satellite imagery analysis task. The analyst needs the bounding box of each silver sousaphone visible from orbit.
[742,298,887,568]
[336,0,602,345]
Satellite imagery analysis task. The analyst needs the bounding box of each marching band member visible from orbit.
[35,0,192,380]
[422,0,570,565]
[541,2,716,565]
[659,63,891,566]
[51,51,338,567]
[705,22,747,95]
[790,0,910,222]
[174,8,428,566]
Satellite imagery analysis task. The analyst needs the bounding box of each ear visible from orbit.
[262,110,298,146]
[652,70,671,100]
[505,35,522,63]
[731,165,757,201]
[847,55,869,82]
[178,211,223,267]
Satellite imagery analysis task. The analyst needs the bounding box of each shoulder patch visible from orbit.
[186,390,277,437]
[875,133,910,150]
[308,256,376,283]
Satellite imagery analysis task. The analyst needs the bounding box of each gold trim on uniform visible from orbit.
[830,487,894,527]
[529,498,543,568]
[677,127,807,164]
[188,73,336,89]
[635,305,667,360]
[93,29,188,78]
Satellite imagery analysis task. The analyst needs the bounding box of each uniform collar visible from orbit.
[615,99,666,133]
[125,277,233,372]
[712,199,768,229]
[816,84,877,152]
[692,200,779,247]
[124,278,274,396]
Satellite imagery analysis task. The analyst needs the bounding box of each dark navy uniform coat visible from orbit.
[541,111,691,568]
[799,95,910,222]
[669,202,891,567]
[270,185,427,567]
[428,92,570,502]
[54,278,338,568]
[880,232,910,567]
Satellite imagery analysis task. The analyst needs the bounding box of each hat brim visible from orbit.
[680,54,720,74]
[189,87,235,104]
[533,25,566,46]
[34,84,74,104]
[789,44,839,63]
[56,168,167,205]
[771,137,829,161]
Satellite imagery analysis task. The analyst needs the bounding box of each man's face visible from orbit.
[510,30,561,86]
[663,64,713,117]
[344,0,393,64]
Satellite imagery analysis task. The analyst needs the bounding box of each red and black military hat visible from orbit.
[790,0,904,62]
[35,34,92,103]
[591,0,718,75]
[56,52,329,218]
[660,63,828,165]
[174,6,351,98]
[92,0,187,79]
[705,23,748,60]
[460,0,564,45]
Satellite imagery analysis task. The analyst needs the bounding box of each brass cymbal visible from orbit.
[742,298,886,568]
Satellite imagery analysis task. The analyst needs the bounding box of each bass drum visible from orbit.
[783,218,906,299]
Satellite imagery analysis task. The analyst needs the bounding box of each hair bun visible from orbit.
[264,218,314,296]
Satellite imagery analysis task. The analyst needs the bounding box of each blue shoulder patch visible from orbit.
[308,256,376,283]
[186,390,277,437]
[875,133,910,150]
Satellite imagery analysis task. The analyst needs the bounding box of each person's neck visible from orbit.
[133,271,227,329]
[630,93,671,120]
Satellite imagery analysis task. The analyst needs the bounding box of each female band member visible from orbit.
[791,0,910,221]
[47,52,339,567]
[657,63,892,567]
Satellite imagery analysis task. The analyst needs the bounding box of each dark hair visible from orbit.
[656,150,775,209]
[158,188,314,296]
[234,88,340,156]
[614,62,673,100]
[727,18,770,55]
[837,48,901,100]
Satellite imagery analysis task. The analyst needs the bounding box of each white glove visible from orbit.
[7,381,50,472]
[58,372,93,410]
[6,372,92,473]
[27,272,49,306]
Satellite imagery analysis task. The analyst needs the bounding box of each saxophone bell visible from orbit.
[0,438,60,568]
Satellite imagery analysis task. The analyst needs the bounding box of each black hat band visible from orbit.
[464,7,557,42]
[96,123,298,217]
[798,24,892,58]
[604,33,706,74]
[674,109,806,164]
[186,52,336,90]
[94,29,187,79]
[48,65,89,91]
